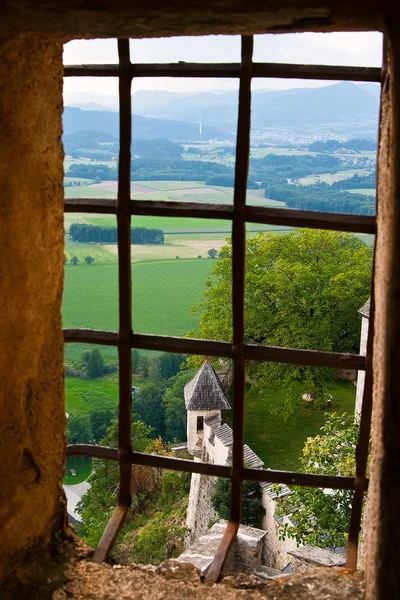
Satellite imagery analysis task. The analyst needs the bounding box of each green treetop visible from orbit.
[191,229,372,417]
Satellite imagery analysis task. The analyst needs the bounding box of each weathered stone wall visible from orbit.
[261,494,297,570]
[186,464,218,546]
[289,547,346,575]
[365,24,400,599]
[0,1,385,39]
[0,34,65,583]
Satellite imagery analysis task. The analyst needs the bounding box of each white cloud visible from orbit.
[63,32,382,98]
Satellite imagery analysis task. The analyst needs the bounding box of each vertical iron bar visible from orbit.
[93,38,133,562]
[205,35,253,585]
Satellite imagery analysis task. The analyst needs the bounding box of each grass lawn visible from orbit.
[243,379,356,471]
[64,456,92,484]
[63,258,214,361]
[65,375,120,414]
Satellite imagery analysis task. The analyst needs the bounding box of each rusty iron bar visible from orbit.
[67,443,365,491]
[63,328,366,370]
[246,206,376,235]
[63,44,378,572]
[64,63,381,82]
[64,198,376,235]
[92,39,133,564]
[94,504,129,563]
[206,35,253,586]
[205,521,239,584]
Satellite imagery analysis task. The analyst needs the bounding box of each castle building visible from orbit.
[184,360,296,570]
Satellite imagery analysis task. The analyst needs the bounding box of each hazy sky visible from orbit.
[63,32,382,99]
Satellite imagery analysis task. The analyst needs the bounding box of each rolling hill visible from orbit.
[63,107,234,142]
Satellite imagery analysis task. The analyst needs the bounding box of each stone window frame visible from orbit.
[64,37,379,583]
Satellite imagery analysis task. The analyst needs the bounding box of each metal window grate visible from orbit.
[64,36,378,582]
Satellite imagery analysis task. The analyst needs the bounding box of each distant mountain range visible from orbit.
[63,107,234,142]
[63,82,380,140]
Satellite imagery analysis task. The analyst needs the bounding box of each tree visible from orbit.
[148,354,161,382]
[133,383,165,437]
[87,348,105,378]
[275,413,360,550]
[89,409,115,443]
[159,353,185,380]
[66,414,93,445]
[211,476,265,528]
[162,371,193,441]
[132,349,141,373]
[78,420,157,547]
[192,230,372,417]
[85,255,95,264]
[137,355,149,377]
[70,256,79,265]
[207,248,218,258]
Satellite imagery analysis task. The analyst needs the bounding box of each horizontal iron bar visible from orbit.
[64,63,381,83]
[63,329,119,346]
[246,206,376,234]
[64,198,376,234]
[63,330,366,370]
[67,444,118,459]
[130,450,231,478]
[130,332,232,356]
[66,444,366,491]
[245,344,366,370]
[64,198,116,214]
[243,467,368,491]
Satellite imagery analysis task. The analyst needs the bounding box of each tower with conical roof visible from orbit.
[185,360,231,455]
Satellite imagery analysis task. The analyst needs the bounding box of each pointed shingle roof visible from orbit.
[358,298,370,319]
[184,361,231,411]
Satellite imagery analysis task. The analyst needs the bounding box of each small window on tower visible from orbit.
[197,416,204,432]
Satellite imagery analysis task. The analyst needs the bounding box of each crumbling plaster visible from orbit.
[0,1,388,40]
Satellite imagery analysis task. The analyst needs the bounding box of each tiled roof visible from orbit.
[244,444,264,469]
[184,361,231,411]
[215,422,233,445]
[214,424,264,468]
[260,481,292,499]
[358,298,370,319]
[204,413,222,427]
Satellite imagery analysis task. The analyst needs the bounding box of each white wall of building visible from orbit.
[261,491,297,570]
[355,315,369,414]
[187,409,220,454]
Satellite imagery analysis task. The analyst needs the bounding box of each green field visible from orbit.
[348,188,376,196]
[299,169,372,186]
[244,380,356,471]
[63,258,215,361]
[64,236,117,264]
[65,375,119,414]
[64,185,116,198]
